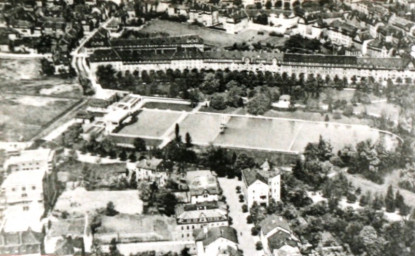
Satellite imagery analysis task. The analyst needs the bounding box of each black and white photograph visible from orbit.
[0,0,414,255]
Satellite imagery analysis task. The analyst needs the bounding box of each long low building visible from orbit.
[88,47,415,83]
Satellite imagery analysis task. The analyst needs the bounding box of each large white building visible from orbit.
[3,148,56,173]
[176,201,228,241]
[242,161,281,208]
[126,157,167,186]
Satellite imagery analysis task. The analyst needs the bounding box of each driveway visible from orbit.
[219,177,263,256]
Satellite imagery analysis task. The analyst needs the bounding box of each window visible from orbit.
[11,188,15,192]
[21,193,27,198]
[187,226,189,230]
[22,187,26,191]
[181,226,184,230]
[32,186,36,190]
[23,206,29,211]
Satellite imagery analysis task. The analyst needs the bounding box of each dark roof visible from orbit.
[267,230,298,251]
[194,226,238,246]
[242,168,280,187]
[356,57,411,70]
[283,54,357,65]
[109,35,204,48]
[242,169,268,186]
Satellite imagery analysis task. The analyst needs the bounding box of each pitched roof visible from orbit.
[135,157,163,170]
[48,217,87,237]
[242,169,268,186]
[259,215,291,235]
[267,230,298,250]
[194,226,238,246]
[0,229,42,255]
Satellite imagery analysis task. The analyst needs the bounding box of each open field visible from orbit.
[115,109,398,153]
[117,109,182,138]
[0,94,79,142]
[140,19,286,48]
[0,59,82,98]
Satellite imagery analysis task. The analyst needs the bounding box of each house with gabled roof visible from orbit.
[241,161,281,208]
[126,157,167,186]
[194,226,241,256]
[259,215,300,256]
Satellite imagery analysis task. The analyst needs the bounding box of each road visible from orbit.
[218,177,262,256]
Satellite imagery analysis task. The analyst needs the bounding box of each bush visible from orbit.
[239,194,244,201]
[347,193,357,203]
[236,186,241,193]
[242,204,248,213]
[247,215,253,224]
[210,94,227,110]
[256,241,263,250]
[343,105,354,116]
[228,216,233,225]
[251,226,260,236]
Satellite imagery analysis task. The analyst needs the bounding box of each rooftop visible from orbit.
[135,157,163,171]
[259,215,291,235]
[95,213,176,243]
[194,226,238,246]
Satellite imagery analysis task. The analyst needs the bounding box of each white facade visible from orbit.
[197,237,238,256]
[3,148,55,173]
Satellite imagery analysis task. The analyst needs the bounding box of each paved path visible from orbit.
[218,177,262,256]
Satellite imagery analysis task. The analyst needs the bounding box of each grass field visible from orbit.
[117,109,182,138]
[0,95,79,142]
[113,109,398,153]
[140,20,286,48]
[0,59,82,98]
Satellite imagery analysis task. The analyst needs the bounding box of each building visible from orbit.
[259,215,300,256]
[222,11,249,34]
[194,226,241,256]
[44,215,93,255]
[0,228,42,256]
[126,157,167,186]
[3,148,56,173]
[242,161,281,208]
[176,201,228,241]
[188,4,219,27]
[186,170,221,204]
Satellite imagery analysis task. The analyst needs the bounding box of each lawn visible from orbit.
[143,101,193,112]
[140,19,286,48]
[178,112,224,144]
[0,59,82,98]
[0,95,80,142]
[214,116,301,151]
[54,187,143,216]
[117,109,182,138]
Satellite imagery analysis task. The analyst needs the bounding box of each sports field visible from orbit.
[115,109,398,153]
[117,109,182,138]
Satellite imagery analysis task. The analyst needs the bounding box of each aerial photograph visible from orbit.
[1,0,415,255]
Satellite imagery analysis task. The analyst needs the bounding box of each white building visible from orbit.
[242,161,281,208]
[176,201,228,241]
[186,170,221,204]
[194,226,241,256]
[126,157,167,186]
[259,215,300,256]
[3,148,56,173]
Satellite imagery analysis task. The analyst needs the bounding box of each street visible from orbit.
[218,177,263,256]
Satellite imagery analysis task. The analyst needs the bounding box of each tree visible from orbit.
[105,201,118,216]
[210,94,227,110]
[200,73,221,94]
[256,241,263,250]
[372,193,384,210]
[247,93,272,115]
[109,238,121,256]
[133,138,146,152]
[227,85,245,107]
[185,132,192,148]
[130,171,137,189]
[181,247,191,256]
[175,123,181,142]
[119,150,127,161]
[157,191,178,216]
[385,185,395,212]
[265,0,272,9]
[358,226,386,256]
[129,153,137,162]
